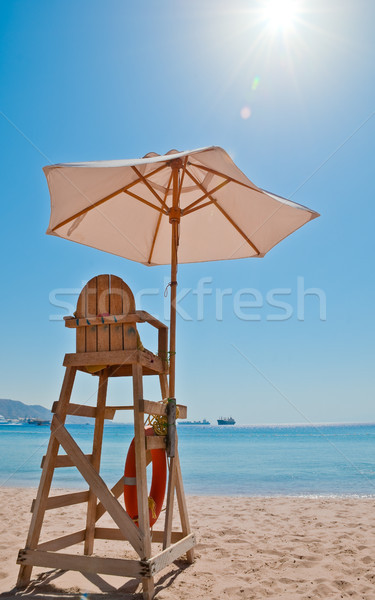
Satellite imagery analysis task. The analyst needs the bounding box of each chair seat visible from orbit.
[63,348,167,376]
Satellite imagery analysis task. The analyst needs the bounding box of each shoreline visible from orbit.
[1,488,374,598]
[2,483,375,499]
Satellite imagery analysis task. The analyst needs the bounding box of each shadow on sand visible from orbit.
[0,561,190,600]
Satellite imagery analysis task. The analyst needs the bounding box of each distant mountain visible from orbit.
[0,399,93,424]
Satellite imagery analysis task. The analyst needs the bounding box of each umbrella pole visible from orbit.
[168,161,181,398]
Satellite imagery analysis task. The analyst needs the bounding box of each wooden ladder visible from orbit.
[16,275,195,600]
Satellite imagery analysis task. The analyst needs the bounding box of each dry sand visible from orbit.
[0,488,374,599]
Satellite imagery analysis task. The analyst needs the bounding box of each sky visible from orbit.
[0,0,374,425]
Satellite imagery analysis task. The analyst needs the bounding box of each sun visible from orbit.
[261,0,299,31]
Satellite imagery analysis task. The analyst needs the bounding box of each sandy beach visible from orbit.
[0,488,374,599]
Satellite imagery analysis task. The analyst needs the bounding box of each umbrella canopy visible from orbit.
[45,146,319,265]
[44,146,319,397]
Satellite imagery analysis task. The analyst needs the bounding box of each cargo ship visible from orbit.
[217,417,236,425]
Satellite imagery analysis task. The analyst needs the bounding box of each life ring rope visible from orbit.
[145,399,180,436]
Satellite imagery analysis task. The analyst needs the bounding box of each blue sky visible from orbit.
[0,0,374,424]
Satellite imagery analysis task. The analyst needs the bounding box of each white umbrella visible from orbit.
[44,146,319,396]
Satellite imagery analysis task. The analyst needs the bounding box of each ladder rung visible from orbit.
[31,491,90,513]
[40,454,93,469]
[51,402,116,420]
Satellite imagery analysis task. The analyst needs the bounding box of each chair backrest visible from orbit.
[75,274,137,353]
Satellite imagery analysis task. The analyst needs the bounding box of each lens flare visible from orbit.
[240,106,251,119]
[252,76,260,91]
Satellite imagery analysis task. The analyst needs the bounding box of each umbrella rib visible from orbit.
[214,203,260,255]
[51,163,168,232]
[184,168,260,255]
[183,198,217,215]
[123,189,168,214]
[183,179,230,214]
[187,162,261,194]
[176,156,188,207]
[131,166,168,211]
[147,171,173,264]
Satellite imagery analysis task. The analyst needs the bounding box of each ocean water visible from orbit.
[0,423,374,496]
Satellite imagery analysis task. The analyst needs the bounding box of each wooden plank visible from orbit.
[97,275,110,351]
[94,527,125,541]
[132,362,155,596]
[158,327,169,371]
[51,402,115,420]
[107,365,163,377]
[51,416,143,557]
[138,352,165,373]
[146,436,166,450]
[17,367,77,588]
[148,533,196,575]
[95,476,124,521]
[37,530,85,552]
[166,399,176,458]
[94,528,184,544]
[65,314,138,328]
[159,373,169,400]
[140,399,187,420]
[132,363,151,555]
[136,310,168,330]
[109,274,123,351]
[32,491,89,512]
[64,352,164,376]
[65,311,167,329]
[163,457,176,550]
[17,549,146,578]
[175,450,195,563]
[153,530,183,544]
[84,370,108,555]
[52,402,96,418]
[75,285,86,352]
[41,453,93,468]
[64,349,139,367]
[86,277,97,352]
[65,312,158,328]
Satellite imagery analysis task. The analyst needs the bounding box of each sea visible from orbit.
[0,423,374,497]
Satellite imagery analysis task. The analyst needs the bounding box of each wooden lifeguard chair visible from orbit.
[17,274,195,599]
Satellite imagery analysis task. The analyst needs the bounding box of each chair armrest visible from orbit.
[63,312,167,329]
[135,312,169,370]
[135,311,168,330]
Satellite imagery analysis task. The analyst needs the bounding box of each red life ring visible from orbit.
[124,426,167,527]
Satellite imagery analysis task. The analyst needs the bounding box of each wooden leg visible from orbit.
[17,367,76,587]
[142,576,155,600]
[84,369,108,555]
[159,375,193,559]
[163,456,176,549]
[133,363,154,597]
[175,450,194,563]
[159,373,169,400]
[160,371,176,548]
